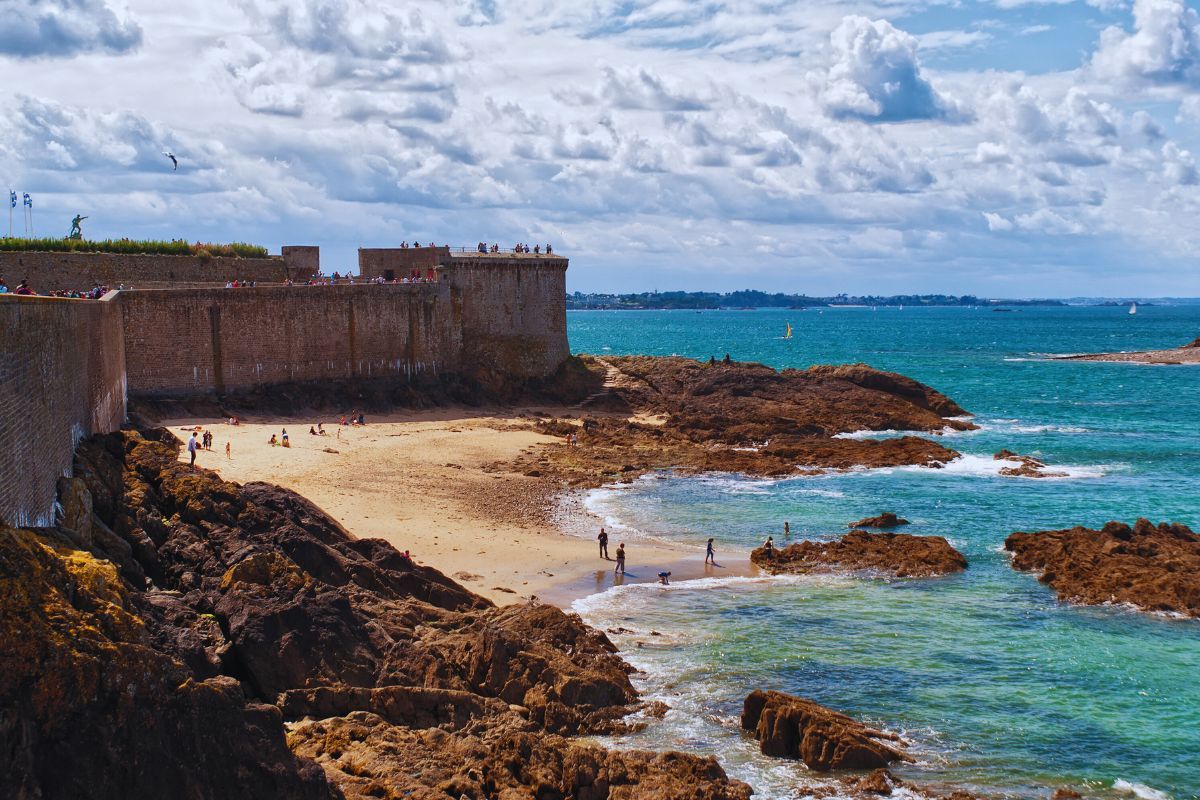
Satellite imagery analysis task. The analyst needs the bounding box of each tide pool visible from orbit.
[567,306,1200,799]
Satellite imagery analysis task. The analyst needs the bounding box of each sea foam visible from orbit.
[1113,779,1172,800]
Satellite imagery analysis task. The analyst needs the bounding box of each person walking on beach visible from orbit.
[598,527,609,559]
[226,441,231,459]
[705,537,715,565]
[187,432,198,468]
[614,543,625,575]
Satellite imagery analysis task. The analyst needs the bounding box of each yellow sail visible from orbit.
[784,322,792,339]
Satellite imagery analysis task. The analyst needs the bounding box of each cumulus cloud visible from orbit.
[818,16,956,122]
[0,0,142,58]
[1090,0,1200,85]
[220,0,460,117]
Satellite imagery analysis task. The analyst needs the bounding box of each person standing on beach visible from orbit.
[226,441,231,459]
[615,543,625,575]
[598,527,609,559]
[187,432,198,468]
[705,537,715,564]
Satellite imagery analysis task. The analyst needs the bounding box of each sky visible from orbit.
[2,0,1200,296]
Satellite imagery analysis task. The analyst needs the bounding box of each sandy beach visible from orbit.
[166,408,753,605]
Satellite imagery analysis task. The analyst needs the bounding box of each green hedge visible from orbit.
[0,237,270,258]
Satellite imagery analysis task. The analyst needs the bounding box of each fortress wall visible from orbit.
[0,251,307,292]
[0,294,127,526]
[444,256,569,378]
[121,283,460,397]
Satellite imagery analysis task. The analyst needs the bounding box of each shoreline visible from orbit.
[1051,339,1200,364]
[163,407,746,606]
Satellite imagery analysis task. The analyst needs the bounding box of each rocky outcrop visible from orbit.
[1005,519,1200,617]
[0,525,338,800]
[1053,337,1200,365]
[521,356,970,487]
[751,531,968,578]
[290,709,752,800]
[994,450,1068,479]
[848,512,909,529]
[740,690,908,772]
[2,429,755,799]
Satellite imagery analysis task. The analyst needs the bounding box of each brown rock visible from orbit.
[856,768,898,794]
[1005,519,1200,617]
[1051,789,1084,800]
[0,525,337,799]
[848,512,909,529]
[751,531,967,578]
[741,689,908,771]
[994,450,1068,479]
[289,710,753,800]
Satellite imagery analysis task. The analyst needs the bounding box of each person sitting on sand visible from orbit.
[658,571,671,585]
[705,537,715,565]
[309,426,318,435]
[357,413,365,425]
[268,434,278,446]
[281,428,289,444]
[614,543,626,575]
[318,423,326,435]
[340,416,347,426]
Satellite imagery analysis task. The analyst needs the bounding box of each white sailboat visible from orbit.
[1129,302,1137,315]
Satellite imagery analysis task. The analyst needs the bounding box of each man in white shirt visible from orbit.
[187,433,199,467]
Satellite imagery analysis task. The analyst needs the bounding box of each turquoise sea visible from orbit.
[565,306,1200,800]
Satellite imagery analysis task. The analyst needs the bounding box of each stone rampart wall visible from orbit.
[0,251,303,291]
[443,257,569,378]
[120,284,461,397]
[0,294,126,526]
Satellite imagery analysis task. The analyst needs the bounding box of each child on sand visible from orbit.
[269,434,278,446]
[705,537,715,564]
[658,571,671,585]
[614,543,625,574]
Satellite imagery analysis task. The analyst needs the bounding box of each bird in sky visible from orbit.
[163,151,178,171]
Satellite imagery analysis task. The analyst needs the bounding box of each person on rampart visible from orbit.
[0,277,7,294]
[14,279,34,295]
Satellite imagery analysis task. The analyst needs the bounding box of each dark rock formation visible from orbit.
[994,450,1068,479]
[848,512,909,529]
[0,525,338,800]
[2,429,755,799]
[521,356,970,487]
[751,531,968,578]
[1005,519,1200,617]
[740,690,908,772]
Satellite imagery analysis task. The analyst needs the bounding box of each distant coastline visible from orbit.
[567,291,1066,310]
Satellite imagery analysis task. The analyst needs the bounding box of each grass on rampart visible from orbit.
[0,237,270,258]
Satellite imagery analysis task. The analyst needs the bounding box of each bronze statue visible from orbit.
[68,214,88,240]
